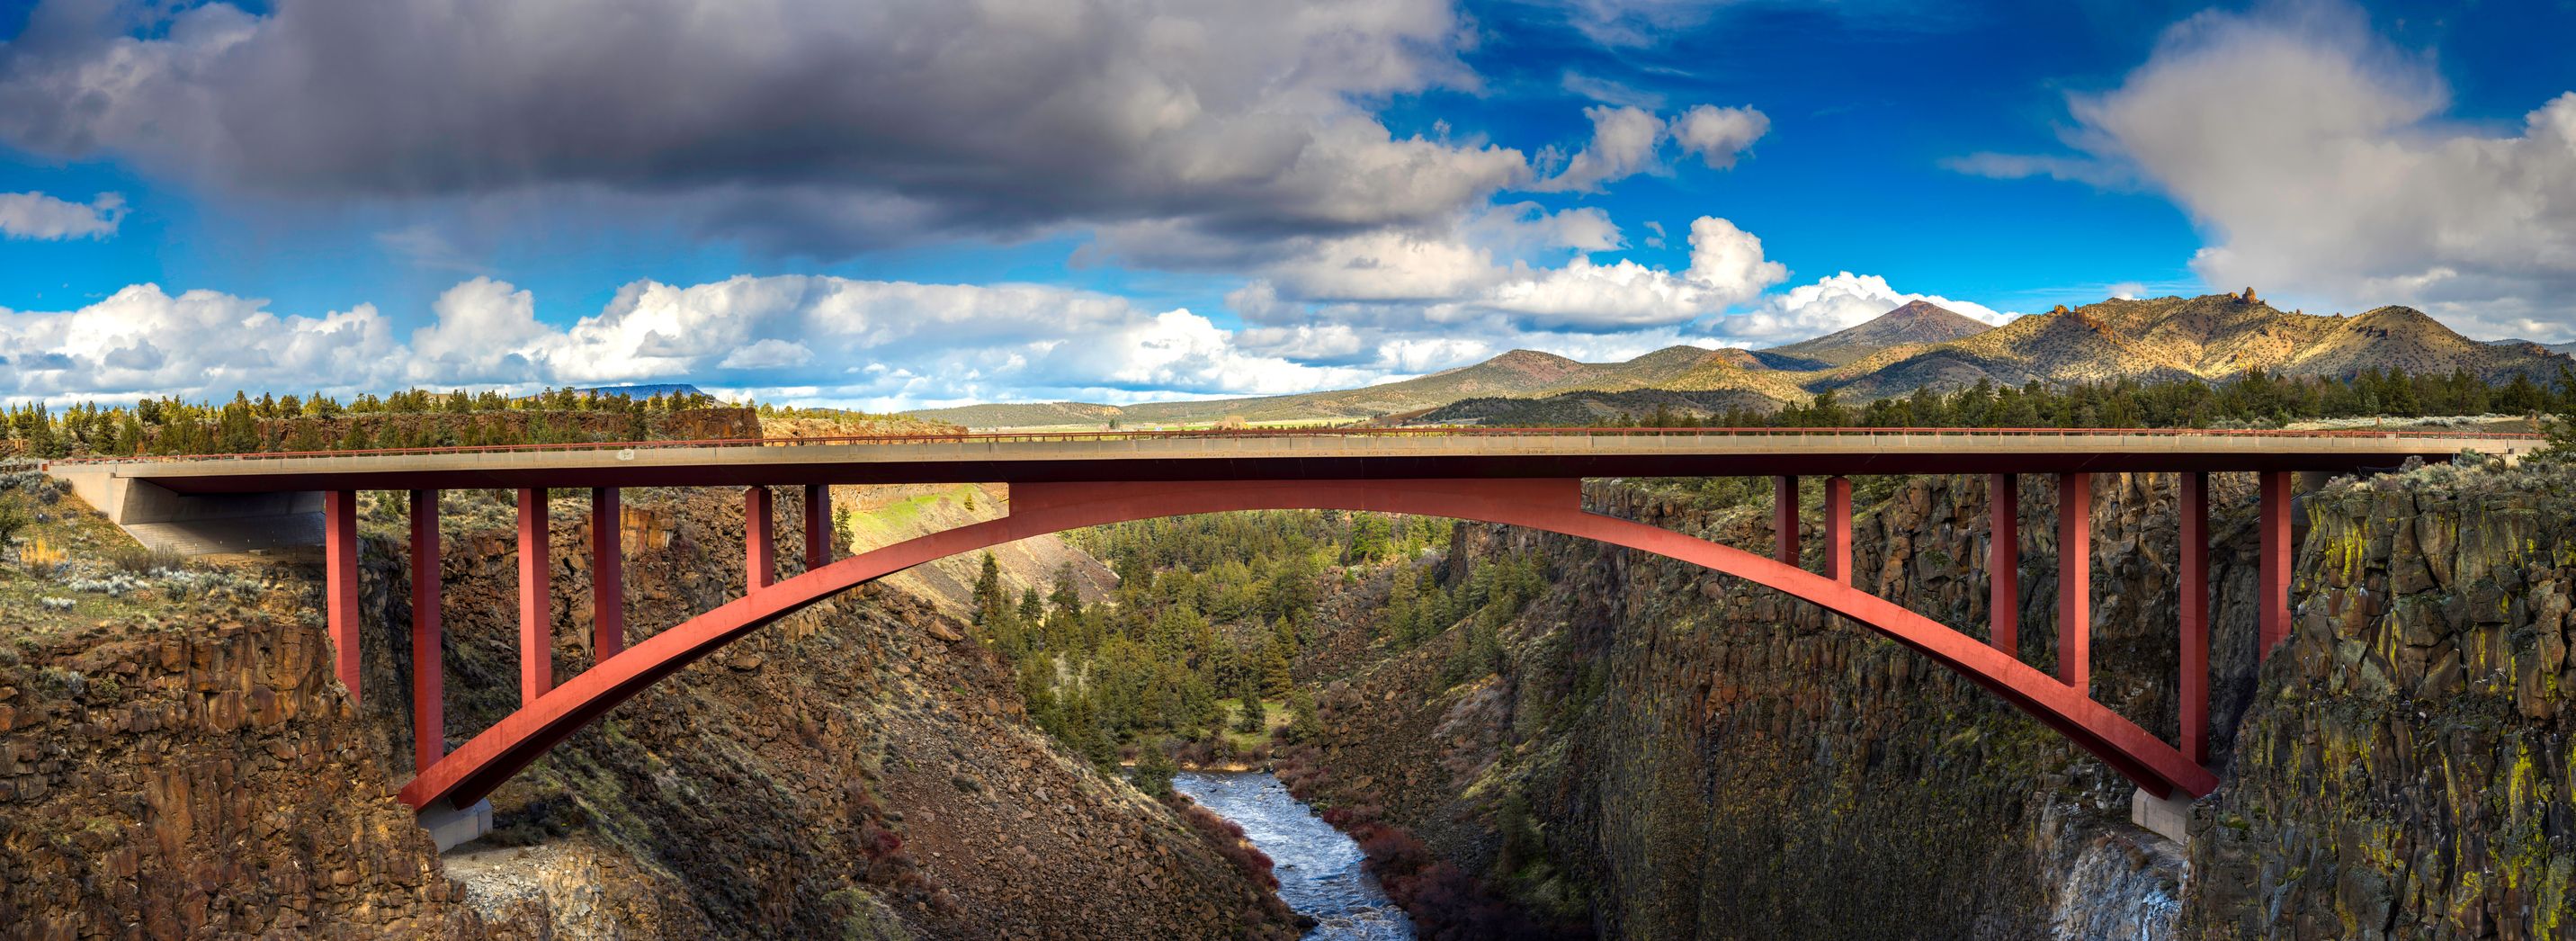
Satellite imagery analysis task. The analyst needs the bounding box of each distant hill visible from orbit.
[906,292,2575,430]
[1413,387,1783,426]
[908,346,1759,429]
[576,383,708,399]
[1753,300,1993,370]
[1822,292,2572,400]
[2486,338,2576,357]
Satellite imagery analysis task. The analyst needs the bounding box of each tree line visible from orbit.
[1583,366,2576,430]
[1,387,931,458]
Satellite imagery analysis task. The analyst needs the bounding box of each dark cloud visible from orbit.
[0,0,1533,256]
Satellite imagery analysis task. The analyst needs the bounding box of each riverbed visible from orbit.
[1174,771,1415,940]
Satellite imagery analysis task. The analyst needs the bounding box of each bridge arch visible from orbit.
[398,477,2219,813]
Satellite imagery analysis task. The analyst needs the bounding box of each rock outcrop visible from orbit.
[0,616,491,938]
[2187,465,2575,938]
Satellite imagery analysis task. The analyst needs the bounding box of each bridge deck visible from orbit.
[48,427,2533,494]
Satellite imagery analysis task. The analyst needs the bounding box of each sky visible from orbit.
[0,0,2572,409]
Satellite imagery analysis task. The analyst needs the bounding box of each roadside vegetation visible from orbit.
[1472,365,2574,431]
[0,387,935,458]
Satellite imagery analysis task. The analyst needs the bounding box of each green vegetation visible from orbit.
[1542,366,2574,430]
[969,511,1445,770]
[4,387,733,458]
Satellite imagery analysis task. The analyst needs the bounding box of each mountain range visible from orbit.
[908,291,2573,429]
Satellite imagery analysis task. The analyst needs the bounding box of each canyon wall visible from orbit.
[1292,462,2575,937]
[0,615,495,938]
[2187,465,2575,937]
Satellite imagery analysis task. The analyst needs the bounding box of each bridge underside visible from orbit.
[380,474,2246,822]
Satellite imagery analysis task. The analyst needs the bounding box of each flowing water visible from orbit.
[1174,771,1415,940]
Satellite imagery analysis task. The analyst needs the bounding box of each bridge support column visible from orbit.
[804,483,831,570]
[2179,471,2210,766]
[1989,473,2018,659]
[1824,476,1852,584]
[409,489,443,772]
[324,489,360,703]
[747,486,776,590]
[2258,470,2293,661]
[516,488,551,704]
[1773,476,1800,566]
[2058,472,2090,691]
[591,488,623,660]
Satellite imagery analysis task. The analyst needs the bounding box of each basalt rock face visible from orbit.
[354,488,1296,940]
[0,617,493,938]
[2185,467,2576,939]
[1298,473,2281,938]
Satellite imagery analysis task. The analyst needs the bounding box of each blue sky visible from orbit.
[2,0,2572,408]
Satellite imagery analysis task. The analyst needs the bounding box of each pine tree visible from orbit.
[1233,686,1266,734]
[971,551,1004,626]
[1284,688,1322,743]
[1259,637,1294,699]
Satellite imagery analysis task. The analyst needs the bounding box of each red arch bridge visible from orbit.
[45,426,2538,844]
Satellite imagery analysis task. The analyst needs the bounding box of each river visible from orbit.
[1173,771,1416,940]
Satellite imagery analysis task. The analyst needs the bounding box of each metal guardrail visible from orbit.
[41,425,2543,467]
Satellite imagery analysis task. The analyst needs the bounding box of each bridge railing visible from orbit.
[42,424,2538,466]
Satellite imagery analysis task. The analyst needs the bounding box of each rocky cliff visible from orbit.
[0,615,493,938]
[2187,461,2575,938]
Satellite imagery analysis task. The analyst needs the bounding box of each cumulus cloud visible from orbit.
[0,0,1525,257]
[1670,105,1769,169]
[1223,211,1793,362]
[1530,103,1770,192]
[0,284,402,401]
[0,191,125,239]
[1683,217,1790,300]
[1722,272,2017,346]
[0,274,1390,408]
[1947,2,2576,338]
[1532,106,1668,193]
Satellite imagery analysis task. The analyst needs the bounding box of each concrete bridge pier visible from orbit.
[419,798,494,852]
[48,467,322,556]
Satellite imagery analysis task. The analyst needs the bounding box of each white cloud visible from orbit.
[0,284,402,401]
[0,191,125,239]
[1946,2,2576,339]
[719,338,814,370]
[1485,257,1708,327]
[0,274,1400,408]
[1532,105,1668,193]
[408,277,550,383]
[1529,103,1771,192]
[1684,216,1790,301]
[1670,105,1769,170]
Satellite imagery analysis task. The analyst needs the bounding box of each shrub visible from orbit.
[1176,798,1279,891]
[20,535,67,575]
[1129,739,1178,798]
[0,497,28,549]
[107,545,185,575]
